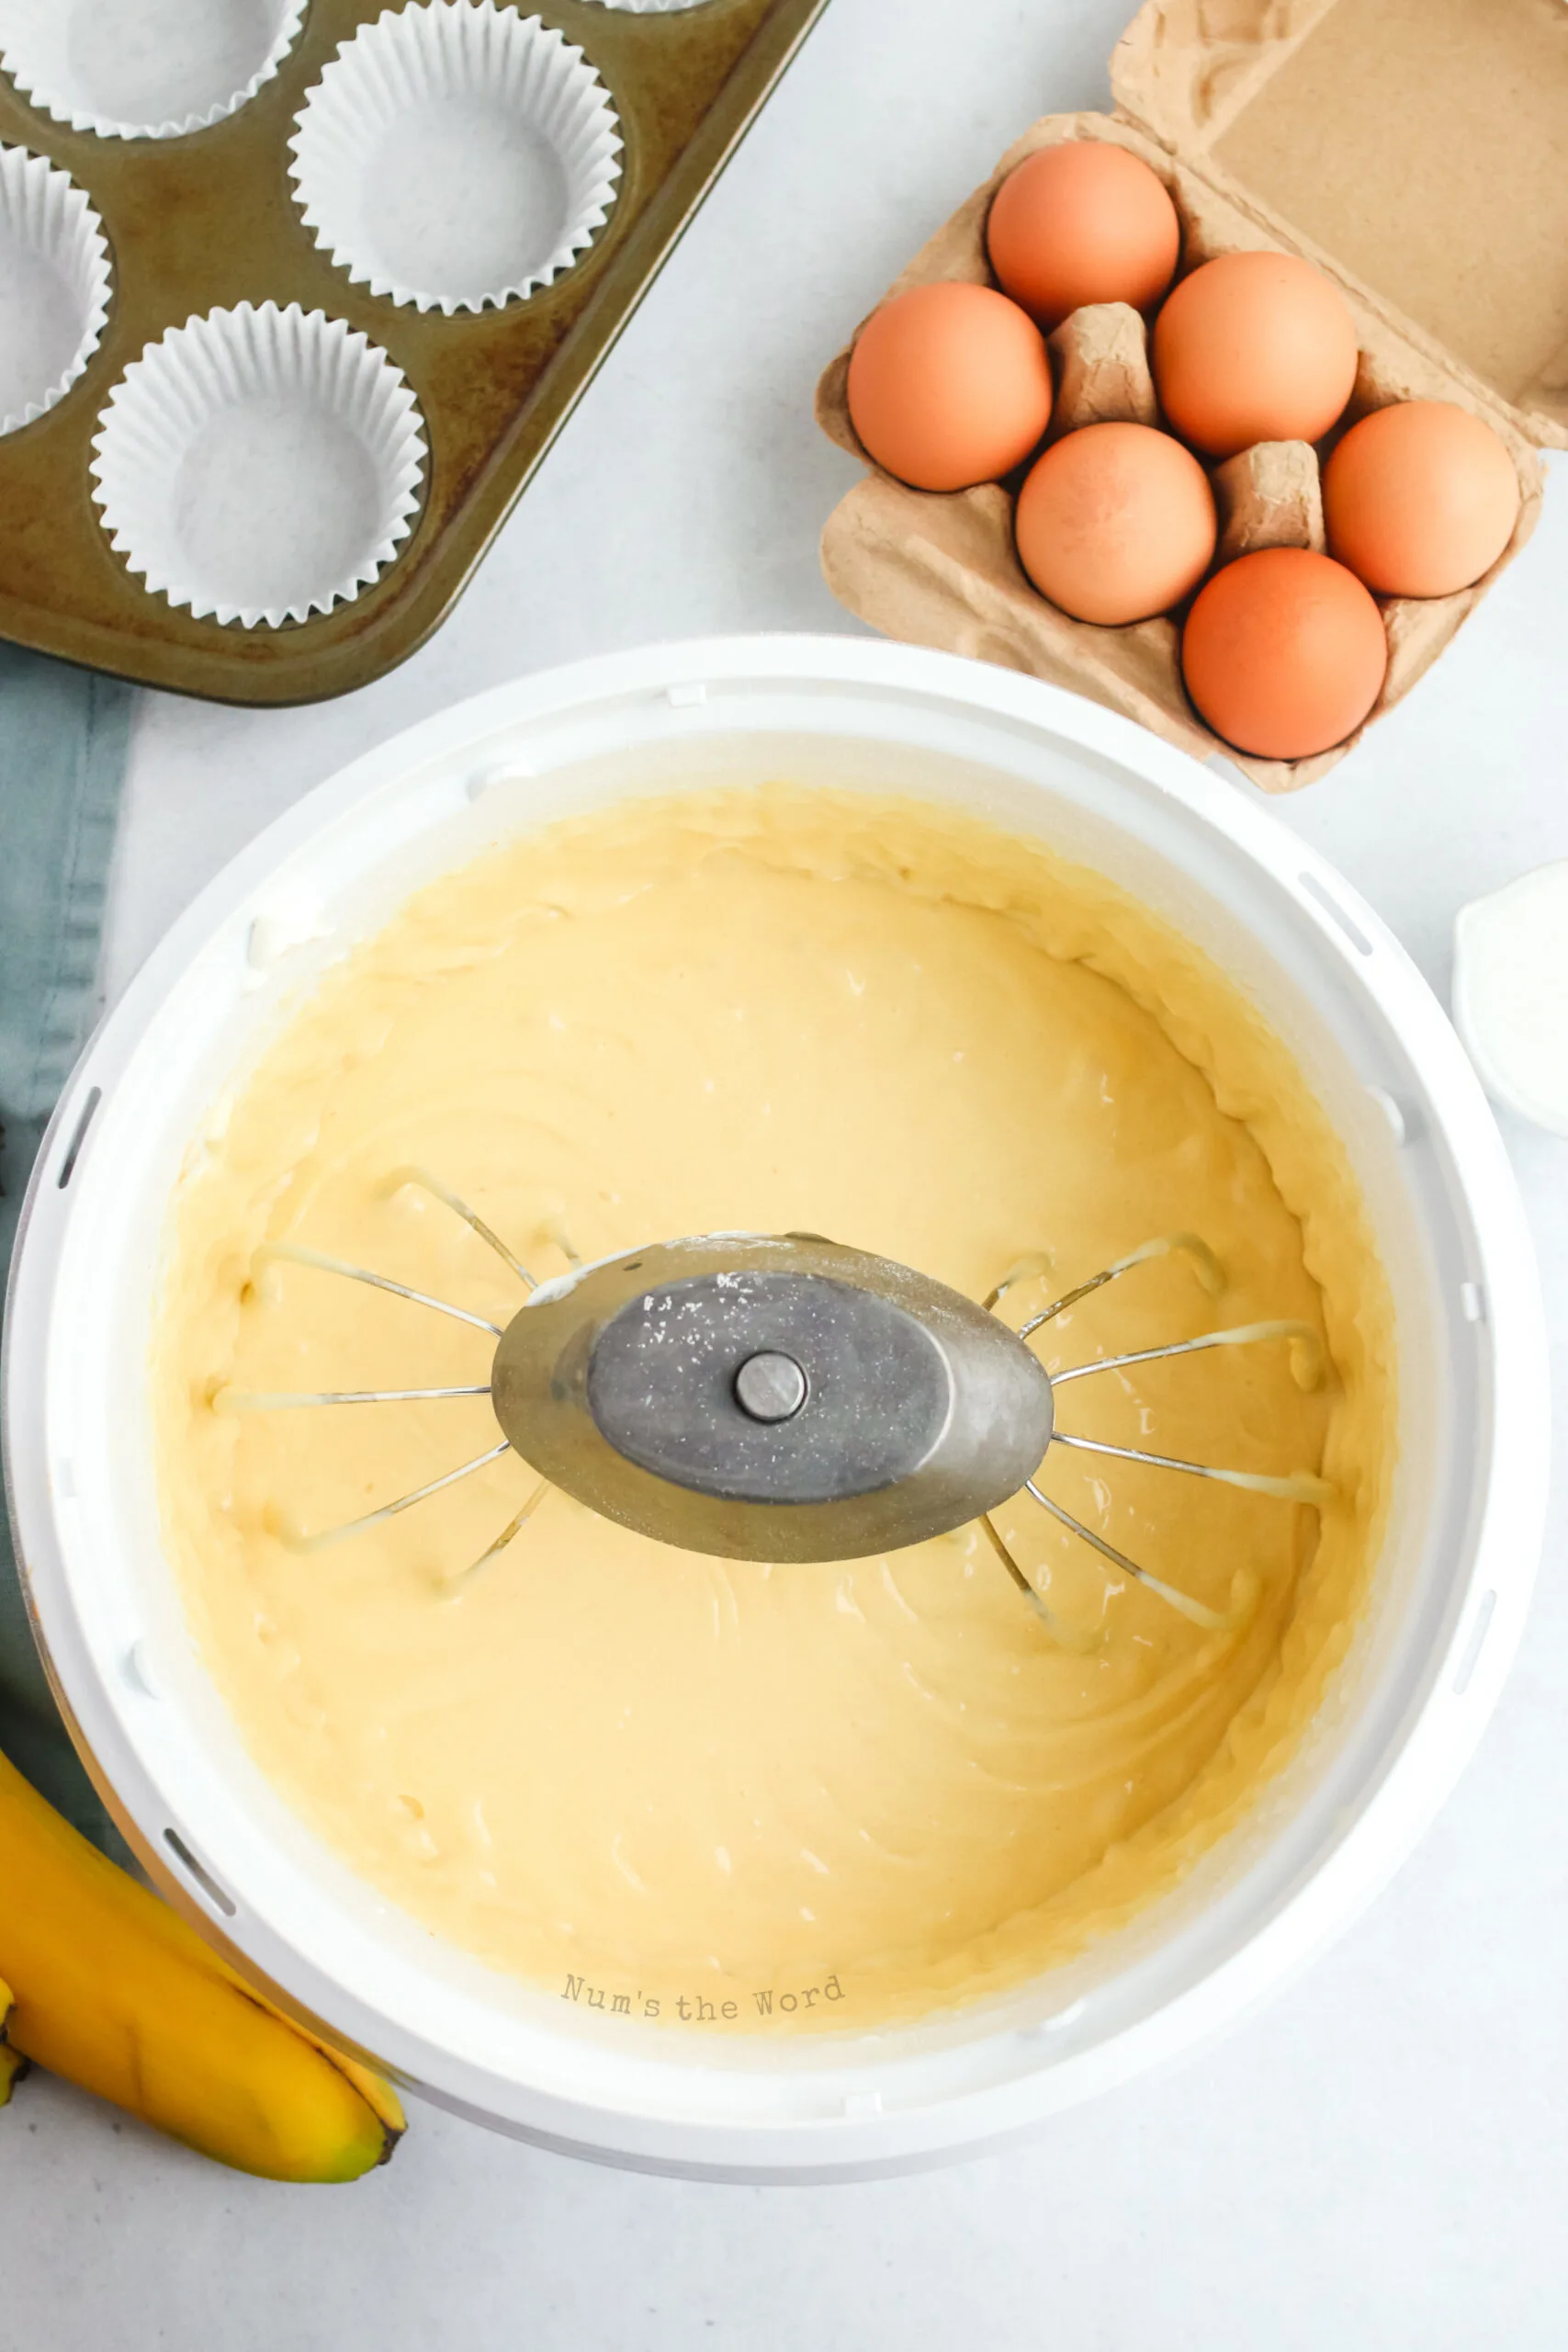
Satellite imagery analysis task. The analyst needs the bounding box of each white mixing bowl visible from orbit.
[3,637,1549,2180]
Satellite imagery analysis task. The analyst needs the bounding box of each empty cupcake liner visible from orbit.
[89,302,427,630]
[0,145,112,436]
[288,3,623,315]
[0,0,308,142]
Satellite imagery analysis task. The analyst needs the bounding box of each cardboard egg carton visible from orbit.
[816,0,1565,791]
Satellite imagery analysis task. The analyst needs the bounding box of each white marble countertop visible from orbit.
[6,1,1567,2343]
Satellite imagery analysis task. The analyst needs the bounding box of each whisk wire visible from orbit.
[1021,1480,1235,1632]
[1017,1231,1224,1340]
[1050,1319,1324,1389]
[980,1250,1055,1314]
[216,1384,491,1412]
[273,1438,512,1555]
[384,1166,536,1289]
[976,1511,1100,1651]
[1051,1429,1332,1505]
[448,1478,552,1586]
[254,1242,505,1338]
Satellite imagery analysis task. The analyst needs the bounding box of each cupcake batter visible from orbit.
[152,787,1393,2030]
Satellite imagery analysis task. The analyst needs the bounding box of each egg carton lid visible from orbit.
[1111,0,1568,455]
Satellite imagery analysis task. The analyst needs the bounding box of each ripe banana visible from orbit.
[0,1746,404,2179]
[0,1975,26,2107]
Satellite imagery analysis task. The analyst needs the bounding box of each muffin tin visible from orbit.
[0,0,827,704]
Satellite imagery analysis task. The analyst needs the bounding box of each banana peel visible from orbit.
[0,1746,404,2179]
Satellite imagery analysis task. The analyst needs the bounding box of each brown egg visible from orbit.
[1016,423,1216,625]
[987,141,1180,331]
[1153,252,1359,459]
[846,281,1052,492]
[1181,548,1387,758]
[1324,400,1520,597]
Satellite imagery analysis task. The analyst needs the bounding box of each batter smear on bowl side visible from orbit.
[152,786,1394,2030]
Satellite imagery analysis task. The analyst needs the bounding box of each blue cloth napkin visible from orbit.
[1,643,133,1851]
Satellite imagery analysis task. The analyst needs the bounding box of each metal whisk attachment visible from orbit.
[215,1175,1331,1630]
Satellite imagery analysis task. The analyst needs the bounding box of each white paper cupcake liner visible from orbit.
[0,0,308,142]
[0,145,111,436]
[288,3,623,315]
[89,302,427,630]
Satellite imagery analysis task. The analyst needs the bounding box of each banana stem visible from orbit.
[0,1977,28,2108]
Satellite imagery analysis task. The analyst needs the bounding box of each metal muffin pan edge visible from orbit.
[0,0,829,703]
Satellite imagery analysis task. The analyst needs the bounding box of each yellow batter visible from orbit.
[152,786,1393,2032]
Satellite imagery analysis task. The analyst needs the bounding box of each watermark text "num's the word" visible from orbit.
[562,1973,846,2021]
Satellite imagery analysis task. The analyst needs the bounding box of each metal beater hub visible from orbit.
[230,1179,1332,1626]
[491,1236,1055,1563]
[734,1351,807,1423]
